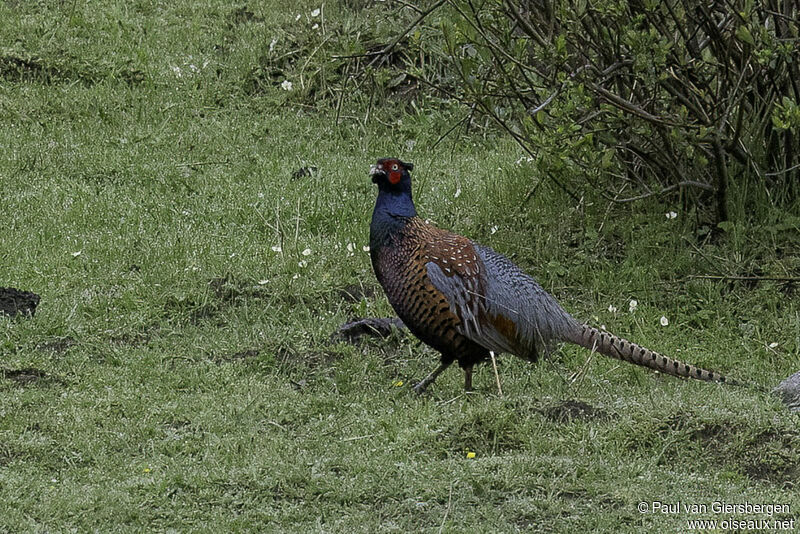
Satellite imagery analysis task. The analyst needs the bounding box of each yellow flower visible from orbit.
[393,380,404,387]
[466,451,476,459]
[143,467,151,473]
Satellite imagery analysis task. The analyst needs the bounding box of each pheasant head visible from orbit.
[369,157,417,247]
[370,157,414,190]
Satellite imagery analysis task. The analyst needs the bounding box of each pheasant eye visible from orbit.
[391,164,399,171]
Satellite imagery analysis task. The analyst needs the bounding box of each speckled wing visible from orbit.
[472,243,578,357]
[422,239,486,344]
[425,238,578,359]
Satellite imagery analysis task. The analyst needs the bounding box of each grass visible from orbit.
[1,1,799,532]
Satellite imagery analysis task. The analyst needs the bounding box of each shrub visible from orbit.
[341,0,800,221]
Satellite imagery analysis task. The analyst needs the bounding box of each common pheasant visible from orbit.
[368,157,734,394]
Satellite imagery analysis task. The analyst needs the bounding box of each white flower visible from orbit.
[271,245,282,252]
[607,305,617,313]
[628,299,638,312]
[281,80,293,91]
[346,242,355,253]
[768,342,779,348]
[665,211,677,220]
[490,225,498,235]
[295,14,301,21]
[454,187,462,198]
[269,38,278,53]
[362,245,370,252]
[258,280,269,285]
[660,316,669,326]
[311,8,320,17]
[311,23,319,30]
[298,260,307,268]
[302,248,312,256]
[292,273,300,279]
[71,251,82,257]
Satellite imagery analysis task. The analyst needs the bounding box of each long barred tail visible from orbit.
[566,324,737,385]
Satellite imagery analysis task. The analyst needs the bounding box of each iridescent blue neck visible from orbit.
[370,187,417,248]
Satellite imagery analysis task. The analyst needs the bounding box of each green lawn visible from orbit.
[1,1,799,532]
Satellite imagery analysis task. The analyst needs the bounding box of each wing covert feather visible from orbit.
[425,239,578,359]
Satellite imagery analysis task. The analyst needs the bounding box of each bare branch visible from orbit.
[687,275,800,282]
[764,163,800,177]
[604,180,715,203]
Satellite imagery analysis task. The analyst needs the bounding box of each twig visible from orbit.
[517,176,545,211]
[332,0,447,63]
[711,136,730,223]
[341,434,376,442]
[267,421,288,431]
[436,394,465,406]
[438,482,454,534]
[431,112,471,150]
[597,182,627,234]
[589,83,681,126]
[528,89,559,115]
[334,61,349,127]
[764,162,800,176]
[175,160,230,167]
[391,0,423,14]
[569,349,597,392]
[489,351,503,397]
[503,0,548,47]
[687,275,800,282]
[605,180,714,203]
[680,236,730,275]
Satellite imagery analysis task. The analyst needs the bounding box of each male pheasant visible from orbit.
[368,157,733,394]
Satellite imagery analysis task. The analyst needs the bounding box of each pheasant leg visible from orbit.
[414,360,452,394]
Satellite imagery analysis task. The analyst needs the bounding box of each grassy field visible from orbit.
[2,1,799,532]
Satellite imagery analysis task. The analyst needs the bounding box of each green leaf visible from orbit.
[717,221,735,233]
[735,25,755,46]
[387,73,406,88]
[601,149,615,169]
[772,114,789,130]
[556,34,567,55]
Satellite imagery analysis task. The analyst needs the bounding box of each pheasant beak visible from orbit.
[369,164,385,183]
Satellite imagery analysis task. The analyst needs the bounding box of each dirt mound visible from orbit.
[0,287,40,318]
